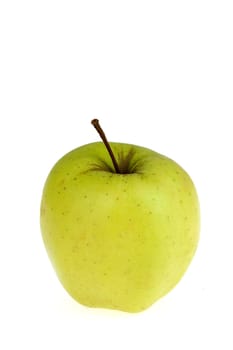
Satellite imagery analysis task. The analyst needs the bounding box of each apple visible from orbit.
[40,119,200,312]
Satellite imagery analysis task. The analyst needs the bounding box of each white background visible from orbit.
[1,1,233,349]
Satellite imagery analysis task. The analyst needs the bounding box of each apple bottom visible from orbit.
[44,204,198,313]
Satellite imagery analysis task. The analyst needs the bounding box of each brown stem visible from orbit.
[91,119,120,174]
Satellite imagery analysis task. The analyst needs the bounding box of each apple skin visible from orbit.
[40,142,200,313]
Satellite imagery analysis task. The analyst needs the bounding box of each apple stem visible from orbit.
[91,119,121,174]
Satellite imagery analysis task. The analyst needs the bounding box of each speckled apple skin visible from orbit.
[40,142,200,312]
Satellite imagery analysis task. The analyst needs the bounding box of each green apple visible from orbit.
[40,119,200,313]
